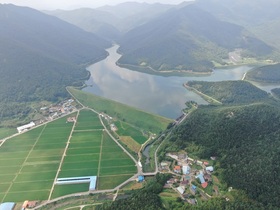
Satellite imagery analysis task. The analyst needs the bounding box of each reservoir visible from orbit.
[83,45,279,119]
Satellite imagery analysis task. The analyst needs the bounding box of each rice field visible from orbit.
[0,109,137,202]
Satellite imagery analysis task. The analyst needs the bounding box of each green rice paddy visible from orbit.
[114,121,147,144]
[0,109,137,202]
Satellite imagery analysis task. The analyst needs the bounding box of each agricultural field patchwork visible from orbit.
[115,121,147,144]
[0,116,73,202]
[0,109,137,202]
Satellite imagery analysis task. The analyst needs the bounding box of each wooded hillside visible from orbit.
[165,103,280,207]
[0,4,110,122]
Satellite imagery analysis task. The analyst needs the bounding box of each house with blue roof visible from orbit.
[195,173,206,184]
[0,202,16,210]
[138,175,144,182]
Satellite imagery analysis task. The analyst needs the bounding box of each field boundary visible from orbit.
[48,111,79,200]
[1,124,47,202]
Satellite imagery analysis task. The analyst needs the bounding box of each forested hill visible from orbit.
[165,102,280,208]
[0,4,111,122]
[246,63,280,83]
[186,80,270,104]
[118,4,274,73]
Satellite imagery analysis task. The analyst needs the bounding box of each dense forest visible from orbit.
[186,80,270,104]
[246,63,280,83]
[0,4,110,123]
[162,102,280,208]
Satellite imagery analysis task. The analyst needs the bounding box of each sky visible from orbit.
[0,0,187,10]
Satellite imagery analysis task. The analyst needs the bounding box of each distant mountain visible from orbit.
[0,4,110,122]
[195,0,280,26]
[118,4,274,73]
[195,0,280,50]
[46,2,174,40]
[45,8,121,41]
[249,19,280,51]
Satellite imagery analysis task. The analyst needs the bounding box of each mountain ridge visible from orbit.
[0,4,110,123]
[118,4,274,73]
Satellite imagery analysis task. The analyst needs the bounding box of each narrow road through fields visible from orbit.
[48,111,79,200]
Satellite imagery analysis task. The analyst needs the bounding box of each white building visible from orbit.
[17,122,35,133]
[206,166,214,172]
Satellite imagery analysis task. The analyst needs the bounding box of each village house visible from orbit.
[174,165,181,173]
[206,166,214,172]
[182,165,191,174]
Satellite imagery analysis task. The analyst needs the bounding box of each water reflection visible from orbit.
[83,45,279,119]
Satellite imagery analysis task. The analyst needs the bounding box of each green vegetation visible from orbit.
[0,4,110,126]
[51,183,90,198]
[52,110,136,197]
[246,63,280,83]
[96,173,171,210]
[68,87,172,134]
[0,128,16,139]
[0,109,137,201]
[118,5,274,74]
[0,116,73,202]
[75,110,104,130]
[162,102,280,208]
[119,136,141,153]
[186,80,270,104]
[115,121,147,144]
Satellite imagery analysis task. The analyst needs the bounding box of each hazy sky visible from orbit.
[0,0,187,10]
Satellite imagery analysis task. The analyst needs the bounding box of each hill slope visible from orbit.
[118,4,274,73]
[0,4,110,122]
[246,63,280,83]
[195,0,280,51]
[186,80,270,104]
[166,102,280,207]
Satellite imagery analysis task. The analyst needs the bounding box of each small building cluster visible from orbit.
[163,151,216,205]
[110,124,118,131]
[39,98,77,122]
[16,99,78,134]
[99,113,113,121]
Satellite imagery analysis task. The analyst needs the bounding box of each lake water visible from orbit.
[83,45,280,119]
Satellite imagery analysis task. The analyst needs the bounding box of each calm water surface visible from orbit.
[84,45,279,119]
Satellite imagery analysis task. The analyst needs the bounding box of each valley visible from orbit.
[1,0,280,209]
